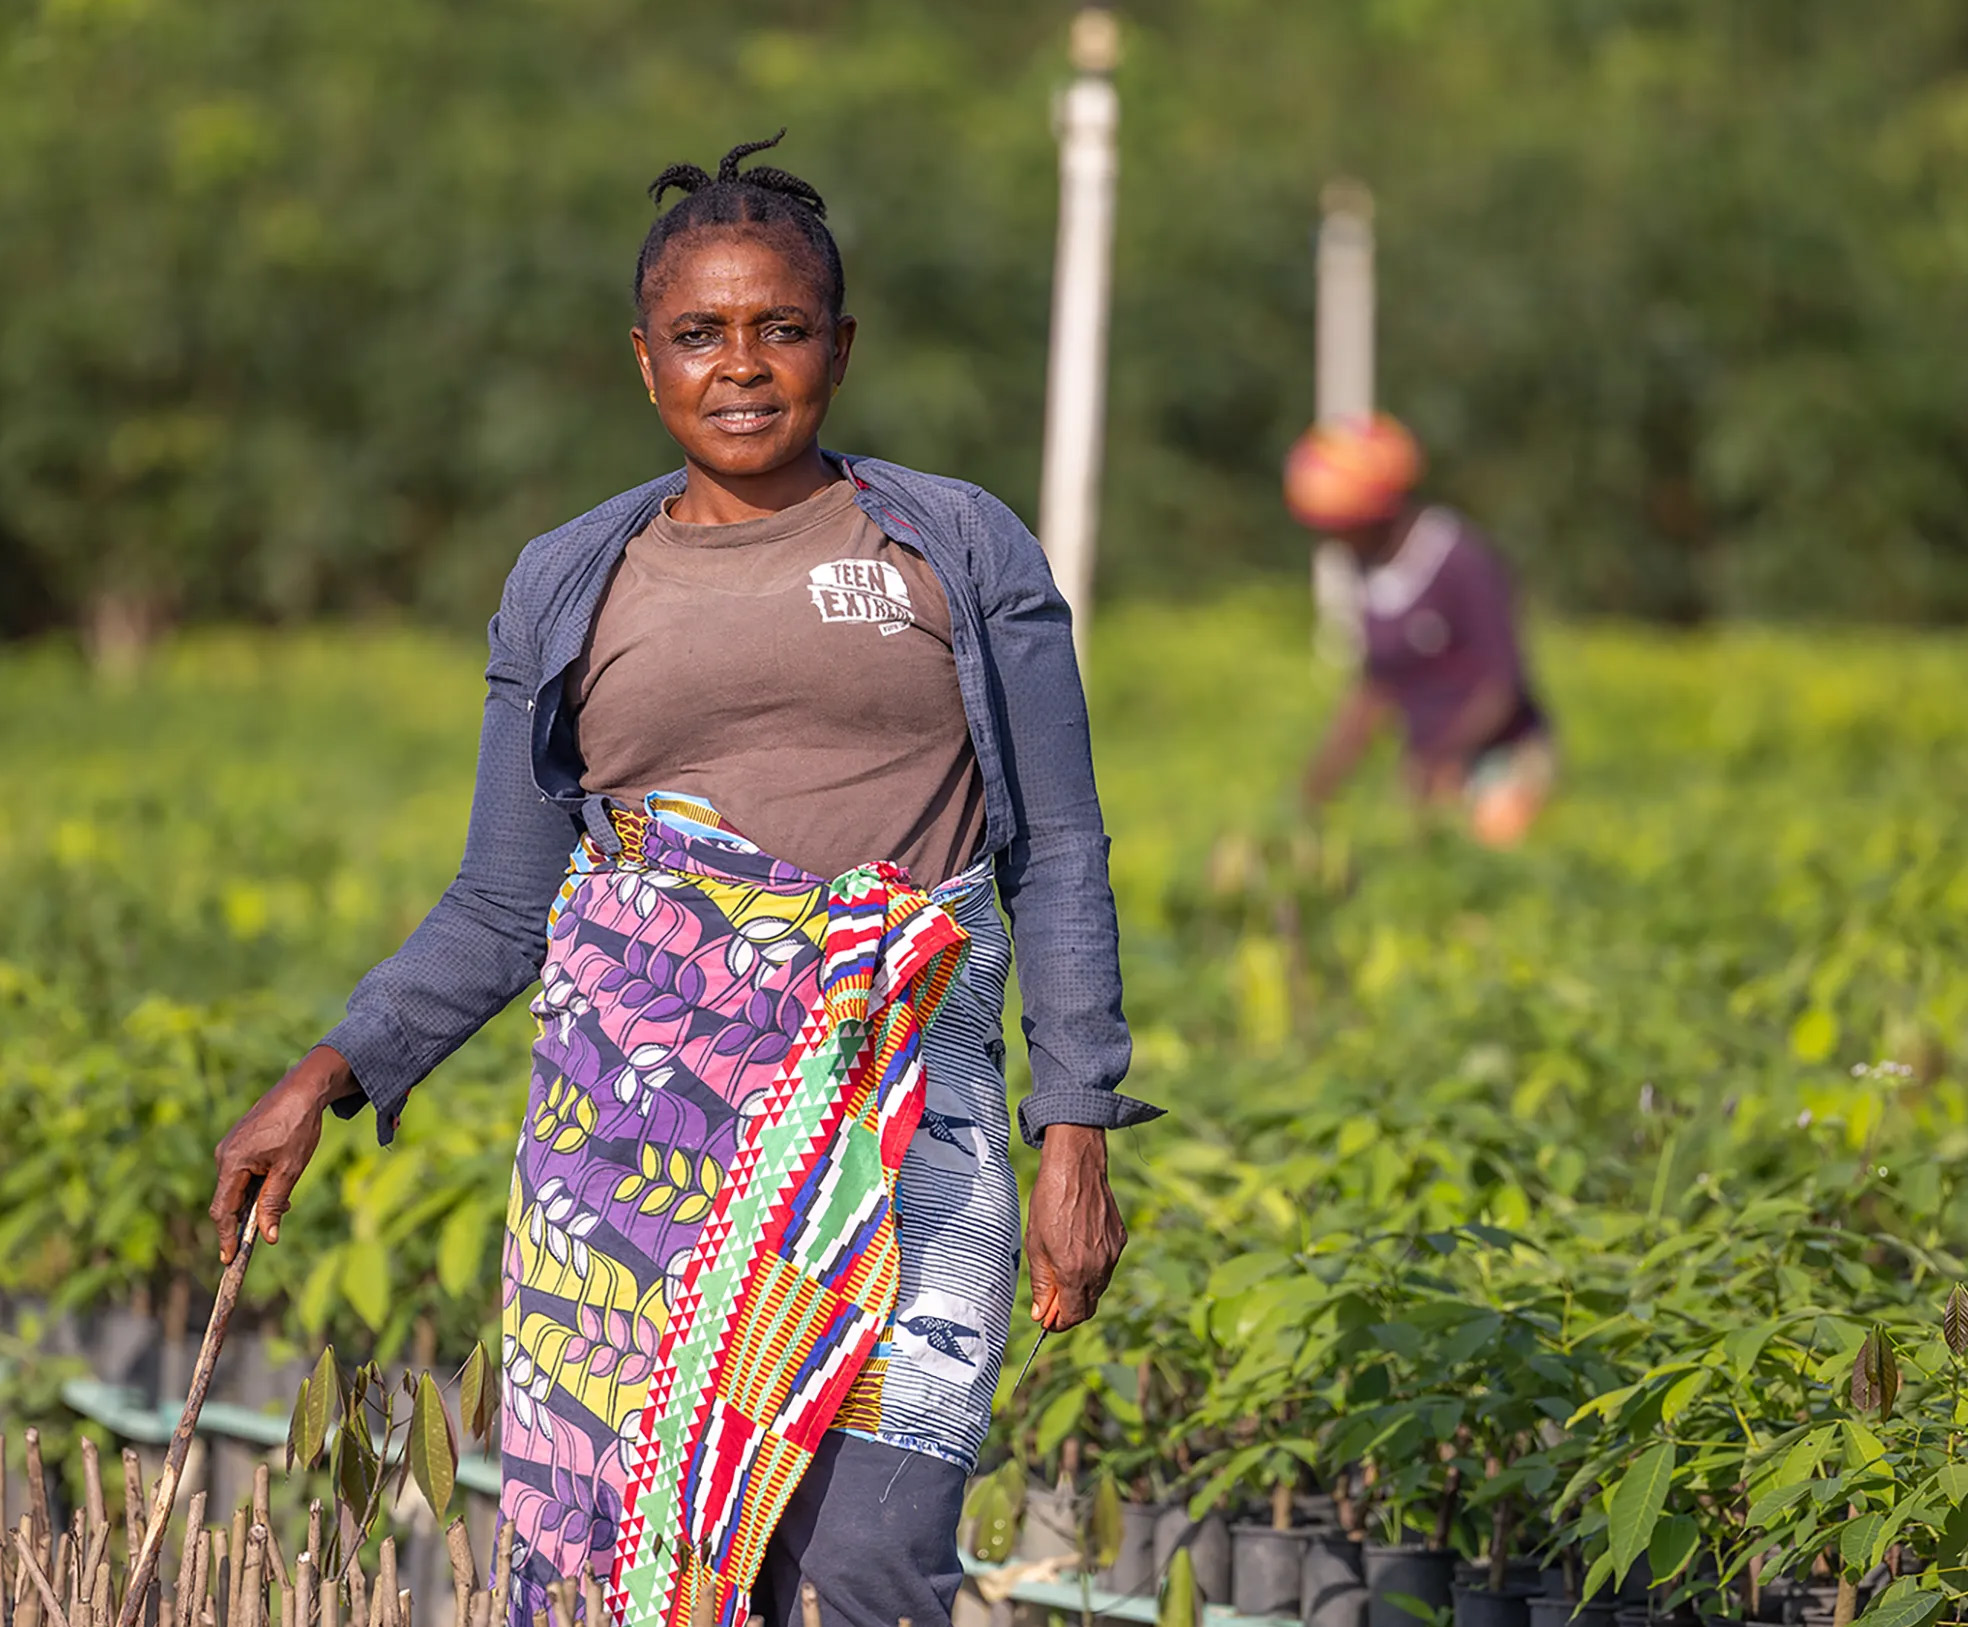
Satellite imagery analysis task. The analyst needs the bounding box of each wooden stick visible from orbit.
[173,1497,208,1626]
[76,1534,108,1624]
[190,1532,211,1627]
[115,1206,261,1627]
[277,1590,293,1627]
[393,1596,408,1627]
[23,1436,50,1556]
[296,1505,320,1627]
[80,1446,106,1555]
[489,1527,513,1627]
[18,1517,44,1627]
[91,1566,110,1627]
[444,1524,476,1627]
[122,1454,148,1568]
[580,1566,603,1627]
[344,1554,366,1627]
[239,1529,266,1627]
[317,1569,337,1627]
[374,1544,396,1627]
[464,1593,489,1627]
[227,1513,248,1627]
[211,1529,229,1627]
[262,1530,290,1602]
[12,1530,68,1627]
[546,1583,571,1627]
[50,1533,71,1627]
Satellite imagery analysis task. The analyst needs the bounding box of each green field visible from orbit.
[6,601,1968,1608]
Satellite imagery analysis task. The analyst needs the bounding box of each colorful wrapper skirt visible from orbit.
[500,794,1008,1627]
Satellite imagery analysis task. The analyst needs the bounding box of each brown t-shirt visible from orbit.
[567,478,988,887]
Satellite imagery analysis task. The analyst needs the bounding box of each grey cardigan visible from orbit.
[324,454,1157,1147]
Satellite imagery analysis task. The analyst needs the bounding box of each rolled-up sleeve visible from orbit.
[322,568,581,1142]
[965,490,1160,1146]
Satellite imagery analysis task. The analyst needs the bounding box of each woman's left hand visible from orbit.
[1024,1125,1126,1331]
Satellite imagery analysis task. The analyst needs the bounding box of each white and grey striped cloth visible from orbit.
[836,865,1020,1471]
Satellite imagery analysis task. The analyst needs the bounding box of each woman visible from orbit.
[208,134,1157,1627]
[1289,414,1553,846]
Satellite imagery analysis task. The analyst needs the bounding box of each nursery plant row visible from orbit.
[6,624,1968,1627]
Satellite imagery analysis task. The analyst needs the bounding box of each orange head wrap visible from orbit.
[1282,413,1423,532]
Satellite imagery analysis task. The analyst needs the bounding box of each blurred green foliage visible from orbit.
[3,599,1966,1354]
[6,0,1968,639]
[7,606,1968,1612]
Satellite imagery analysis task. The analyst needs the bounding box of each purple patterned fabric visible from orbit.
[499,809,832,1624]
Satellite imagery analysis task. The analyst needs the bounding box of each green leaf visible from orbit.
[437,1203,491,1300]
[1187,1445,1269,1519]
[1791,1008,1839,1063]
[1945,1285,1968,1358]
[1939,1464,1968,1506]
[1568,1384,1636,1427]
[1840,1513,1884,1577]
[1089,1475,1124,1572]
[1775,1425,1837,1487]
[1844,1420,1888,1469]
[1579,1551,1614,1606]
[1660,1369,1709,1425]
[1435,1312,1503,1369]
[1724,1321,1782,1380]
[409,1370,458,1518]
[1856,1578,1944,1627]
[303,1345,336,1469]
[1939,1502,1968,1567]
[1158,1545,1196,1627]
[1649,1512,1698,1582]
[964,1460,1025,1564]
[1852,1328,1901,1418]
[1746,1480,1814,1530]
[1034,1384,1088,1460]
[1608,1441,1676,1587]
[298,1248,343,1333]
[341,1237,391,1332]
[334,1415,380,1521]
[460,1341,496,1443]
[286,1374,308,1473]
[1382,1594,1448,1627]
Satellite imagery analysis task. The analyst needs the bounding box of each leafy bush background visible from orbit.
[5,600,1966,1355]
[8,0,1968,635]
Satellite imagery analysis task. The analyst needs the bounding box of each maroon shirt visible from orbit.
[1359,507,1545,759]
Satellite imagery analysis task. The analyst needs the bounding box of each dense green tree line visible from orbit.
[4,0,1967,642]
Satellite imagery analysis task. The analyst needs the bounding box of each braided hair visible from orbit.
[632,131,845,323]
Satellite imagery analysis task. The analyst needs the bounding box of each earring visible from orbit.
[648,389,658,405]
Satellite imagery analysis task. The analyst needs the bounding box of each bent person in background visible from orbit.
[1289,415,1554,847]
[207,133,1157,1627]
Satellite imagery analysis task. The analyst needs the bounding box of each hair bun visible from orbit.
[716,130,789,184]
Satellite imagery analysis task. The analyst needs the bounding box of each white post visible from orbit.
[1315,178,1375,425]
[1038,7,1121,671]
[1311,179,1376,664]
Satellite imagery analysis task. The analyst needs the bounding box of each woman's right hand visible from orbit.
[209,1045,363,1263]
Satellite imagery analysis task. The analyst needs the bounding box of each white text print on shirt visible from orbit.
[807,558,915,636]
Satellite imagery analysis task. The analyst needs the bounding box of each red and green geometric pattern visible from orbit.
[607,864,966,1627]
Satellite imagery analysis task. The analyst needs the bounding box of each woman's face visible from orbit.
[632,231,854,486]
